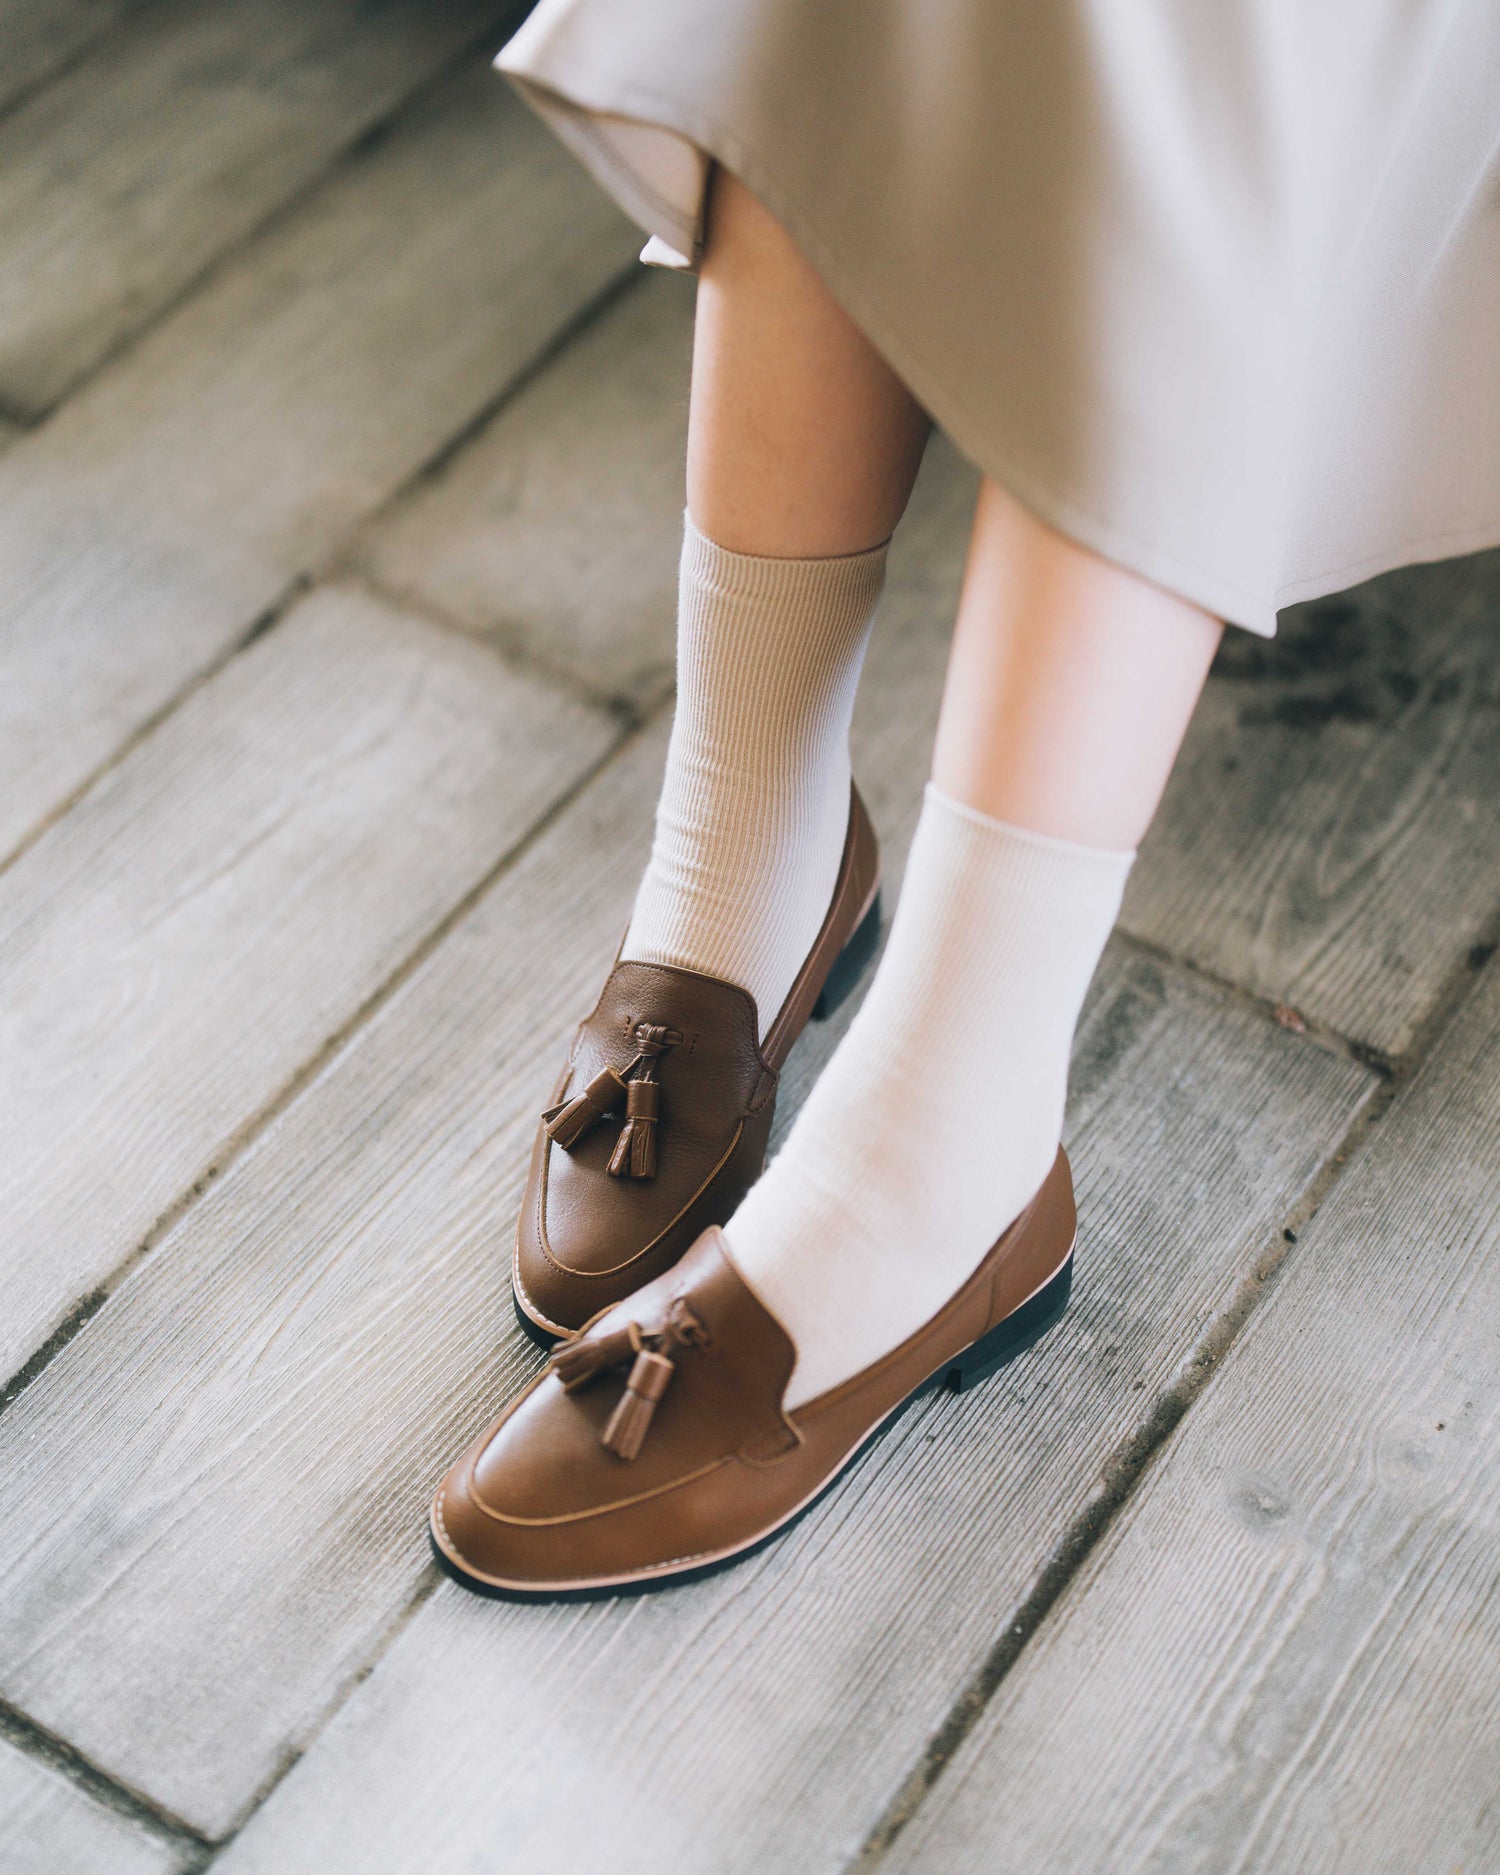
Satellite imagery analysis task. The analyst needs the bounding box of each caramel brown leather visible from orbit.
[433,1148,1077,1595]
[513,785,880,1338]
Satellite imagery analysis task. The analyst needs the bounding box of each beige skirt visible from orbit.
[498,0,1500,636]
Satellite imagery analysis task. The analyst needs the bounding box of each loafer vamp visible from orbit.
[438,1235,803,1586]
[524,962,771,1292]
[514,789,880,1338]
[436,1441,794,1591]
[437,1154,1081,1593]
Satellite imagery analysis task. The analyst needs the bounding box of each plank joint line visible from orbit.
[0,711,657,1436]
[0,1698,214,1869]
[850,891,1500,1869]
[0,575,314,885]
[9,4,538,425]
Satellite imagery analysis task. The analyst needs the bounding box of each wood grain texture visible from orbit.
[0,718,670,1837]
[1127,552,1500,1058]
[160,509,1375,1871]
[0,1738,186,1875]
[0,366,960,1845]
[0,580,611,1386]
[357,267,696,708]
[0,0,511,416]
[0,0,148,119]
[0,64,638,867]
[0,442,1357,1845]
[209,965,1372,1875]
[888,958,1500,1875]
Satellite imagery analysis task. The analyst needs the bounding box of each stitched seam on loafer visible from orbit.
[468,1454,735,1527]
[510,1252,571,1339]
[535,1121,748,1280]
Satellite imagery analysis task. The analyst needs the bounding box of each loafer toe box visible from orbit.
[433,1232,802,1593]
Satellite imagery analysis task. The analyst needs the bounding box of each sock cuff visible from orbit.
[923,782,1137,876]
[681,510,889,607]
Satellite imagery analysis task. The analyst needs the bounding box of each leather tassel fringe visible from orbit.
[551,1298,710,1459]
[549,1322,639,1393]
[543,1066,626,1149]
[542,1021,681,1177]
[607,1079,659,1180]
[600,1348,675,1460]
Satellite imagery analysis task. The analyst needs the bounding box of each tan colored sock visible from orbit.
[622,514,887,1035]
[727,783,1134,1407]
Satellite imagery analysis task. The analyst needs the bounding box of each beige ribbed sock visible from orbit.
[622,514,887,1034]
[727,783,1134,1407]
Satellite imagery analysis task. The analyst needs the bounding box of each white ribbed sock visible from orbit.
[727,784,1134,1407]
[622,515,887,1033]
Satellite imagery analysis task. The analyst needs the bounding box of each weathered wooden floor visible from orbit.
[1,6,1496,1870]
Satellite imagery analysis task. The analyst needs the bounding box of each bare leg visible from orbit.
[688,169,930,555]
[934,477,1222,848]
[620,171,930,1027]
[626,172,1226,1407]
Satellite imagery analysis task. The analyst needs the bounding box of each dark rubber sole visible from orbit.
[512,1287,559,1352]
[811,889,882,1022]
[945,1249,1074,1391]
[437,1246,1075,1604]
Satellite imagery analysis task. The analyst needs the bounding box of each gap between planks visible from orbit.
[0,1,534,421]
[0,704,650,1433]
[0,264,644,895]
[0,1699,213,1871]
[327,266,660,723]
[0,461,1477,1852]
[0,578,306,890]
[340,567,653,728]
[0,0,150,130]
[852,897,1500,1869]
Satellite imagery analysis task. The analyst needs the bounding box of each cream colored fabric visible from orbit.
[727,786,1133,1408]
[499,0,1500,637]
[623,516,886,1034]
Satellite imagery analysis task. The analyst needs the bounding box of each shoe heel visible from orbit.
[947,1250,1074,1393]
[812,890,882,1021]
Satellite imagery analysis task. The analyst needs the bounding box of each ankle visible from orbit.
[621,516,887,1028]
[725,786,1132,1405]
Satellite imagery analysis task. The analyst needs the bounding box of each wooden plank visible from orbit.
[0,354,961,1842]
[0,62,639,868]
[0,715,673,1838]
[0,452,1370,1847]
[356,267,696,708]
[0,0,512,417]
[203,957,1373,1875]
[886,956,1500,1875]
[0,1737,187,1875]
[0,1,147,120]
[0,578,611,1386]
[1126,552,1500,1059]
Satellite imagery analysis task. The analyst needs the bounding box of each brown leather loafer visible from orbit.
[512,784,880,1344]
[432,1148,1076,1599]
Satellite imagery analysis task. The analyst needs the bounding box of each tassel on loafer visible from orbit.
[433,1147,1077,1599]
[512,784,881,1344]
